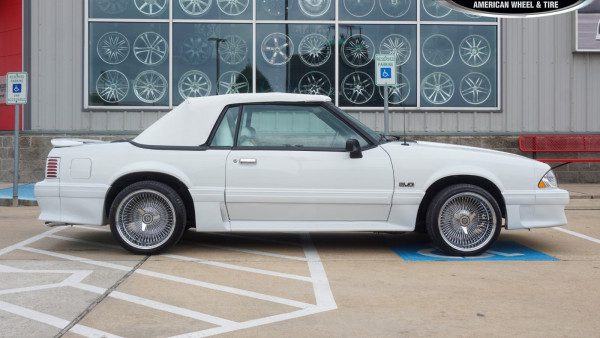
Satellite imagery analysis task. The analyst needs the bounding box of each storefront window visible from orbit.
[85,0,499,110]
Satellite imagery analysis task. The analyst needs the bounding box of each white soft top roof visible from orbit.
[133,93,331,147]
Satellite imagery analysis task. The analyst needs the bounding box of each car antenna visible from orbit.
[401,110,408,146]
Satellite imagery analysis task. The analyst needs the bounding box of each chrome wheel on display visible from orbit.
[298,71,332,96]
[342,71,374,104]
[379,72,410,104]
[299,34,331,67]
[218,71,249,94]
[96,70,129,103]
[97,0,128,14]
[134,0,168,16]
[182,34,211,65]
[260,0,285,16]
[422,0,452,18]
[459,35,491,67]
[421,72,454,105]
[422,34,454,67]
[299,0,331,17]
[179,0,212,15]
[133,32,168,65]
[133,70,167,103]
[379,34,411,66]
[437,192,497,253]
[343,0,376,17]
[97,32,130,65]
[261,33,294,66]
[115,189,176,251]
[341,34,375,67]
[178,70,212,99]
[379,0,411,18]
[219,35,247,65]
[460,72,491,105]
[217,0,249,15]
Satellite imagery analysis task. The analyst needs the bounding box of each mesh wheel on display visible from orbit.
[421,72,454,105]
[298,71,332,96]
[342,71,374,105]
[178,70,212,99]
[341,34,375,68]
[299,0,331,17]
[299,34,331,67]
[96,70,129,103]
[182,34,212,66]
[422,34,454,67]
[379,72,410,104]
[459,35,491,67]
[379,34,411,67]
[460,72,491,105]
[261,33,294,66]
[133,32,168,66]
[218,71,249,94]
[97,0,128,14]
[422,0,452,18]
[134,0,168,16]
[133,70,167,104]
[217,0,249,15]
[219,35,247,65]
[379,0,411,18]
[343,0,375,17]
[179,0,212,15]
[97,32,130,65]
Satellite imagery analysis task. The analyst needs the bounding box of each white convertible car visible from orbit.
[35,93,569,256]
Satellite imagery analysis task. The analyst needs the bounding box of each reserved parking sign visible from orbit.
[6,72,28,105]
[375,54,396,86]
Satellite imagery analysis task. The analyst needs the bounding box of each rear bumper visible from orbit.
[35,180,108,226]
[503,188,569,230]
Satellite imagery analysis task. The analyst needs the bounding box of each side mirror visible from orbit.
[345,139,363,159]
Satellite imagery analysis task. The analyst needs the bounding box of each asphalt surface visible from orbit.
[0,205,599,337]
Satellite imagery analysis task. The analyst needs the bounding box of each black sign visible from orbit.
[446,0,593,16]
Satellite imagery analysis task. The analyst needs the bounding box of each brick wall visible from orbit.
[0,132,598,184]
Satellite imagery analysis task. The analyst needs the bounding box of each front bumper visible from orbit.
[503,188,570,230]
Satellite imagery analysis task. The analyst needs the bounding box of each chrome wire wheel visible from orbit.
[115,189,176,251]
[437,192,497,253]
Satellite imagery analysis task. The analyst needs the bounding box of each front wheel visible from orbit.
[109,181,186,254]
[426,184,501,256]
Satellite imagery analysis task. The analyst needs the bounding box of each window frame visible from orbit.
[84,0,501,111]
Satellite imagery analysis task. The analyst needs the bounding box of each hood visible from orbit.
[413,141,527,159]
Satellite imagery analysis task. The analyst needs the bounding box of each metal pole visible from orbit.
[383,85,389,135]
[12,104,20,207]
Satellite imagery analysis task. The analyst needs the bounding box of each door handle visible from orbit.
[239,158,257,164]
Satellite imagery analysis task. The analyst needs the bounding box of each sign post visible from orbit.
[5,72,28,207]
[375,54,396,135]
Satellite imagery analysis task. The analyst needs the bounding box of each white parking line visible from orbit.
[199,244,308,261]
[206,233,303,247]
[553,227,600,245]
[0,227,63,256]
[0,300,121,338]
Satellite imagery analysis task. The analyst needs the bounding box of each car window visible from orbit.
[210,106,239,147]
[236,105,369,149]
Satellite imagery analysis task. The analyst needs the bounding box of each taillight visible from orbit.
[46,158,60,179]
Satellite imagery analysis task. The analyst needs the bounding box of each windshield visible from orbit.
[326,103,383,143]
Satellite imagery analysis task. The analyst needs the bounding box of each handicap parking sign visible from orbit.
[12,84,21,93]
[392,240,558,261]
[380,67,392,79]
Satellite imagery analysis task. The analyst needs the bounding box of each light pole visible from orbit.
[209,37,226,94]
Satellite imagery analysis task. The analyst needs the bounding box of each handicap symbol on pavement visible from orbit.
[12,84,22,93]
[392,240,558,261]
[380,67,392,79]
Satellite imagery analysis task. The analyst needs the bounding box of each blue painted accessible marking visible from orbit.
[0,184,36,201]
[392,240,558,261]
[380,67,392,79]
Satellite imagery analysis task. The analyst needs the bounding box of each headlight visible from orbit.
[538,170,558,189]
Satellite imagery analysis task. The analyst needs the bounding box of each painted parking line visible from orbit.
[553,227,600,245]
[392,240,558,261]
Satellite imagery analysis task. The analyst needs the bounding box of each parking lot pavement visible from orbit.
[1,207,600,337]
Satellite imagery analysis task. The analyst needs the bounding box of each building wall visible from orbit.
[28,0,600,134]
[0,0,22,130]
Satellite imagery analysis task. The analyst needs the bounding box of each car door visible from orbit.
[224,103,394,226]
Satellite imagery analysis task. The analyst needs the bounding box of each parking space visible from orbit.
[1,207,600,337]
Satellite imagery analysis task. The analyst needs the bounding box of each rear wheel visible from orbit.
[109,181,186,254]
[426,184,501,256]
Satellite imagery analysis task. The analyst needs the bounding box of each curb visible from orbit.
[0,199,38,207]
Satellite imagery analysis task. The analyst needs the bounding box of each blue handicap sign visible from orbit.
[380,67,392,79]
[392,240,557,261]
[12,84,22,93]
